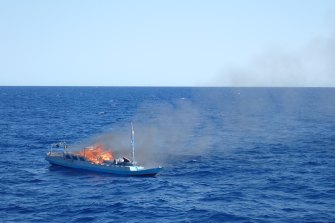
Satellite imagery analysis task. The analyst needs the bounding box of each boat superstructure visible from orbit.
[45,124,162,176]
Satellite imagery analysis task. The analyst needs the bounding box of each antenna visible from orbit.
[131,122,136,164]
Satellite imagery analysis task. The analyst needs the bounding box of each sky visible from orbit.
[0,0,334,86]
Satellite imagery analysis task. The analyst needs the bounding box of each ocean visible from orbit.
[0,87,334,222]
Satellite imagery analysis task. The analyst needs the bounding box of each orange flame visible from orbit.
[76,144,114,164]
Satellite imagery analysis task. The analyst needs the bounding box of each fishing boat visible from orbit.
[45,124,162,176]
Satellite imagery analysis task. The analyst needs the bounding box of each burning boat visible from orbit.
[45,124,162,176]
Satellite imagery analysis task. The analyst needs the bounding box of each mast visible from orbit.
[131,122,136,164]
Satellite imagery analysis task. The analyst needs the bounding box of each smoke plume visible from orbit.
[214,34,335,87]
[71,98,215,167]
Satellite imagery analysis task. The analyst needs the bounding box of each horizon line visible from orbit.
[0,85,334,88]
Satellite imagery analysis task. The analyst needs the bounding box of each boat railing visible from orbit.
[48,141,68,156]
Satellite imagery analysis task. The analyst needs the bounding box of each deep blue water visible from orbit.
[0,87,334,223]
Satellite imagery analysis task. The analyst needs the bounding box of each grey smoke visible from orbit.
[69,32,335,167]
[214,34,335,87]
[71,98,215,167]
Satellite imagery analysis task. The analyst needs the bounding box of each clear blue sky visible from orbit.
[0,0,334,86]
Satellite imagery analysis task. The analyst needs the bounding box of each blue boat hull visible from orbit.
[46,155,162,176]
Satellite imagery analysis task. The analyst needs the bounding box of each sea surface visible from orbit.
[0,87,334,223]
